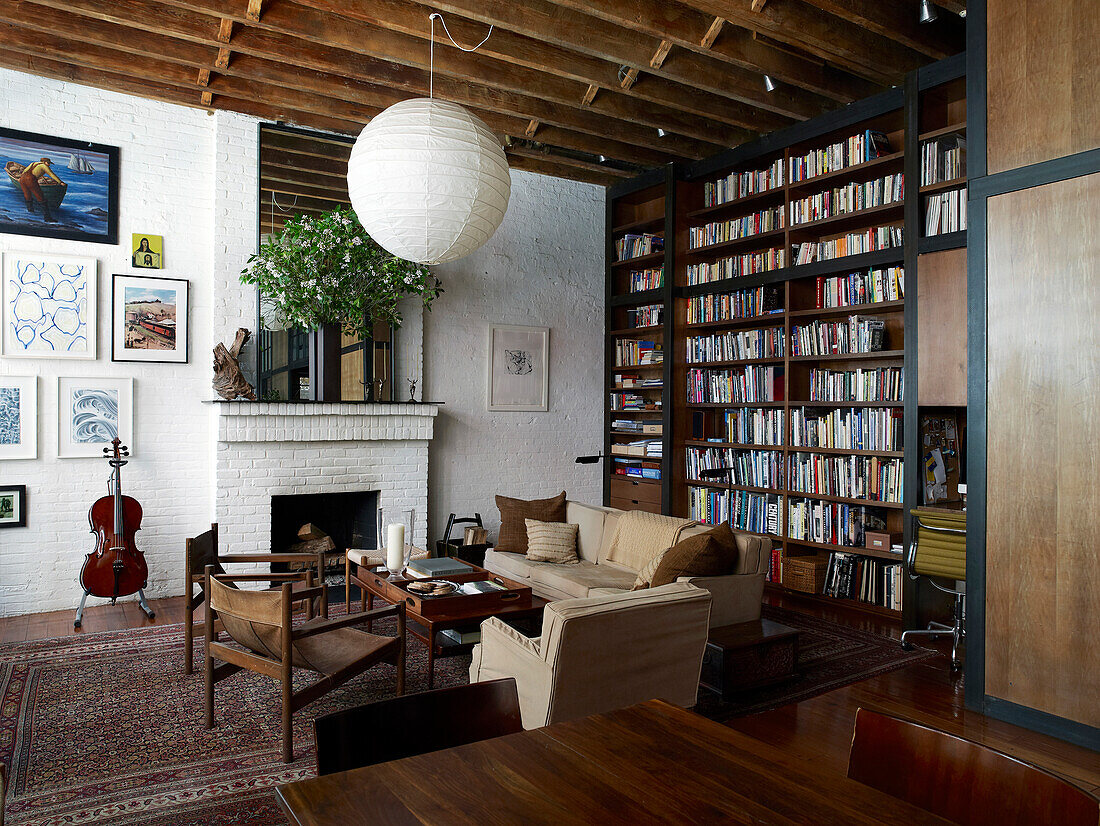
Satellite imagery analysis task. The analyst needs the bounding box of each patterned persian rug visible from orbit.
[0,607,932,825]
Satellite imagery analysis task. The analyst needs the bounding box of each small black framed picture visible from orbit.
[0,126,120,245]
[0,485,27,528]
[111,274,189,364]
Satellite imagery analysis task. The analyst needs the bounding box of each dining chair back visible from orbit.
[314,678,522,775]
[848,707,1099,826]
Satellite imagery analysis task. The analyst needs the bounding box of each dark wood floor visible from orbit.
[1,591,1097,795]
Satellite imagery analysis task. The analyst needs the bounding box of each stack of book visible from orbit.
[788,453,903,504]
[609,392,661,411]
[612,438,662,457]
[788,498,890,548]
[925,188,967,235]
[612,419,661,435]
[625,304,662,328]
[725,407,785,445]
[817,267,904,307]
[689,487,782,536]
[921,134,966,185]
[790,315,885,356]
[614,373,662,389]
[686,447,782,488]
[789,129,892,182]
[613,457,661,480]
[687,365,784,404]
[406,557,475,579]
[614,340,664,367]
[616,233,664,261]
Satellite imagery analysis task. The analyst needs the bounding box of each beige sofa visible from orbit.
[483,501,771,628]
[469,582,711,728]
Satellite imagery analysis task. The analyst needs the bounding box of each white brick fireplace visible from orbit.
[214,403,439,557]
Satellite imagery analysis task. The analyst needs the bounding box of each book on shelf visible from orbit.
[625,304,663,328]
[808,366,904,403]
[609,392,662,411]
[790,316,885,356]
[921,134,966,186]
[628,267,664,292]
[687,285,783,324]
[766,546,783,583]
[687,365,784,404]
[725,407,785,445]
[615,340,663,366]
[686,447,782,488]
[822,551,903,611]
[790,406,903,452]
[816,267,904,308]
[788,497,889,547]
[789,173,904,225]
[612,439,662,457]
[704,158,785,207]
[688,206,784,250]
[686,326,785,363]
[612,419,662,434]
[788,453,903,504]
[616,233,664,261]
[686,248,785,285]
[613,457,661,480]
[925,187,968,236]
[789,129,894,182]
[793,226,903,265]
[689,486,782,536]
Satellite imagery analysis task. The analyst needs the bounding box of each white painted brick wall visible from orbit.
[0,69,258,617]
[427,170,606,543]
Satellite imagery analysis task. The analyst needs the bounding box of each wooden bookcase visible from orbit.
[604,55,968,624]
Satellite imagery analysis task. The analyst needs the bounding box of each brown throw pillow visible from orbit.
[649,524,741,588]
[495,491,567,554]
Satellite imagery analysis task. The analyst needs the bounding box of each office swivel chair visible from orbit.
[900,507,966,669]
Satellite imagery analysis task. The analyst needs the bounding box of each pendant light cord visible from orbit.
[429,12,494,99]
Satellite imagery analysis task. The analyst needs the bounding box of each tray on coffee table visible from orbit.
[361,565,533,618]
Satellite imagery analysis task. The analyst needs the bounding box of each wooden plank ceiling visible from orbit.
[0,0,964,186]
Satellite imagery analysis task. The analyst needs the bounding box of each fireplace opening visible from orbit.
[269,490,378,577]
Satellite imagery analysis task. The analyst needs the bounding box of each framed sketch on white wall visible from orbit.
[487,324,549,412]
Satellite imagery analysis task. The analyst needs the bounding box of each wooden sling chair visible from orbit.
[203,567,405,763]
[184,523,329,674]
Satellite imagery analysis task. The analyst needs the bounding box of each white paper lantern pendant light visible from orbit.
[348,14,511,265]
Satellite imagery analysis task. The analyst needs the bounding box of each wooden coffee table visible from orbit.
[350,562,546,688]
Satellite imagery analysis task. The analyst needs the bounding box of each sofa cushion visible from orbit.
[496,491,566,553]
[650,525,740,588]
[565,501,606,563]
[631,550,668,590]
[604,511,696,573]
[529,560,637,599]
[525,519,579,564]
[483,549,537,582]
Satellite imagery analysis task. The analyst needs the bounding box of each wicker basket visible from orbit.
[782,553,829,594]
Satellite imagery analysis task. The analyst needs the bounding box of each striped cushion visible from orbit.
[524,519,580,564]
[631,548,669,590]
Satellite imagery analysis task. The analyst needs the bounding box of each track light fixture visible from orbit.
[763,75,777,92]
[657,128,667,138]
[919,0,938,23]
[598,155,608,163]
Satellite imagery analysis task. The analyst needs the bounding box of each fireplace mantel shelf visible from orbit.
[214,401,438,443]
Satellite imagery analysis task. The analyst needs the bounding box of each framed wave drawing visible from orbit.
[57,376,133,458]
[2,252,97,359]
[0,375,37,459]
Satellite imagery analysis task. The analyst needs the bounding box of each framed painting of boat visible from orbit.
[0,126,119,245]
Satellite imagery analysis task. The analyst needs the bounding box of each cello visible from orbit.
[75,438,155,628]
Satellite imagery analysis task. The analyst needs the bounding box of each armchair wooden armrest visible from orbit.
[294,604,403,640]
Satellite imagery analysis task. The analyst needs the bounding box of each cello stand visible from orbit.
[73,588,156,629]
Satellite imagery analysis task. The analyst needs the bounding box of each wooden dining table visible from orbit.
[277,698,951,825]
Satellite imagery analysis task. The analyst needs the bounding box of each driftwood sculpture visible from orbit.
[213,327,258,401]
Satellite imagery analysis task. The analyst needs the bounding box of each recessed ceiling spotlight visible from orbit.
[959,7,966,16]
[657,128,667,137]
[598,155,608,163]
[763,75,777,92]
[919,0,939,23]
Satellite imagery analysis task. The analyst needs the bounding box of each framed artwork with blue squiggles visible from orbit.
[56,376,133,459]
[1,252,97,359]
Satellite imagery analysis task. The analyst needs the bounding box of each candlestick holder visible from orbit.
[377,507,415,579]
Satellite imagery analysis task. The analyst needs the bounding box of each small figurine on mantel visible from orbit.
[213,327,258,401]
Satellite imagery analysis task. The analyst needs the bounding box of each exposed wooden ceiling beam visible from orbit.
[538,0,881,102]
[505,154,619,187]
[246,0,263,21]
[373,0,822,123]
[8,0,693,164]
[936,1,967,15]
[649,40,674,70]
[669,0,937,82]
[505,145,634,178]
[799,0,965,59]
[524,119,540,137]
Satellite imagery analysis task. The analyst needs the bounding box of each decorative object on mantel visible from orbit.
[346,13,511,265]
[239,207,441,340]
[213,327,257,401]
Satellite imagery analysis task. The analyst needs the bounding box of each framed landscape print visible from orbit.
[0,126,119,244]
[132,233,163,269]
[112,274,189,363]
[487,324,549,412]
[2,252,97,359]
[0,485,27,529]
[57,376,134,458]
[0,375,37,459]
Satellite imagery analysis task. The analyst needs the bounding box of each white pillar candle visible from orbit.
[386,523,406,573]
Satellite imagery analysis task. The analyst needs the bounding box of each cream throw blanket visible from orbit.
[605,511,696,572]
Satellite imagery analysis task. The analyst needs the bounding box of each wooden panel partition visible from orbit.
[917,248,967,406]
[985,172,1100,727]
[986,0,1100,174]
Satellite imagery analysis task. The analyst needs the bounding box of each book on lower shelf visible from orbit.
[816,267,904,307]
[441,628,482,645]
[924,187,967,236]
[613,457,661,479]
[822,551,903,611]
